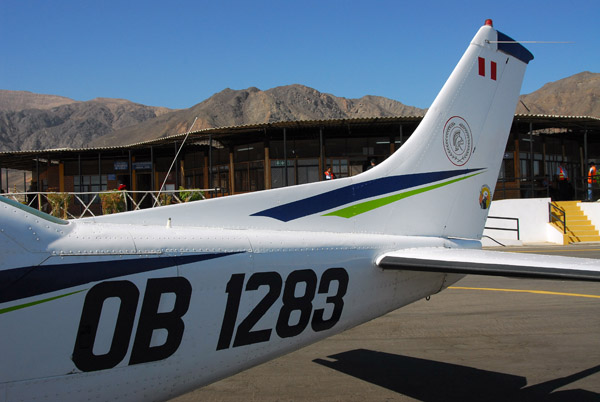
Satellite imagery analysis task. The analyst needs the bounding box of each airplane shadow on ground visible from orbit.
[313,349,600,402]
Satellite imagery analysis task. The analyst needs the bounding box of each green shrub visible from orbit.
[179,187,204,202]
[47,192,72,219]
[99,191,125,215]
[159,192,173,206]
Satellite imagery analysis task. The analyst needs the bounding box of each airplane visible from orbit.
[1,19,599,402]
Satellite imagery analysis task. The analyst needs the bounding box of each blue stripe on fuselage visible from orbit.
[0,252,242,304]
[251,169,484,222]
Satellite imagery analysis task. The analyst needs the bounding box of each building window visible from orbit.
[326,158,349,179]
[271,160,295,189]
[235,161,264,193]
[211,165,229,194]
[74,175,107,203]
[297,159,319,184]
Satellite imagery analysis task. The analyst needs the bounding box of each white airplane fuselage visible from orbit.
[1,215,468,401]
[2,20,557,401]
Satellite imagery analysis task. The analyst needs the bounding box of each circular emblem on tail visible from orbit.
[443,116,473,166]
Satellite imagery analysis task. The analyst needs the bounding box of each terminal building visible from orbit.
[1,114,599,212]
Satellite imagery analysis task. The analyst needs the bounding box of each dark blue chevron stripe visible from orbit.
[0,252,243,304]
[252,169,483,222]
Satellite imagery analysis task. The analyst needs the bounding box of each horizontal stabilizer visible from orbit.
[376,248,600,282]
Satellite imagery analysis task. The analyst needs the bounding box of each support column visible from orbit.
[98,152,102,192]
[174,142,179,189]
[203,156,209,189]
[319,126,324,180]
[514,139,520,181]
[580,146,585,177]
[129,151,136,200]
[529,122,534,197]
[229,150,235,194]
[151,146,155,191]
[264,129,271,190]
[264,146,271,190]
[180,160,185,190]
[59,162,65,192]
[209,135,213,189]
[47,154,51,191]
[36,156,41,210]
[283,128,288,187]
[542,140,547,176]
[399,123,404,144]
[78,153,82,215]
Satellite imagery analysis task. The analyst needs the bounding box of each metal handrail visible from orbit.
[2,188,218,219]
[484,216,520,240]
[548,202,567,234]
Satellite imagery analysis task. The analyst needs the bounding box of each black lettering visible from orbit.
[276,269,317,338]
[73,281,139,372]
[216,268,349,351]
[129,277,192,365]
[216,274,245,350]
[311,268,349,332]
[233,272,282,347]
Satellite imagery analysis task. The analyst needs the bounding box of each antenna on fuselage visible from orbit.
[154,117,198,207]
[486,40,574,44]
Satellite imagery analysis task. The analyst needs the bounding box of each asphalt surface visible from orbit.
[171,244,600,402]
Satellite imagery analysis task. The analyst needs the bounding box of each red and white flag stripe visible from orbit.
[478,57,496,80]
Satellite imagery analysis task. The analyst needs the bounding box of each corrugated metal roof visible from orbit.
[1,115,598,164]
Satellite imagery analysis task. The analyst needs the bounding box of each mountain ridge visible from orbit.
[1,71,598,152]
[92,84,428,147]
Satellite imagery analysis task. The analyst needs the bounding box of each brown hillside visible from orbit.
[92,85,426,147]
[0,95,173,151]
[515,71,600,116]
[0,90,77,111]
[2,72,598,152]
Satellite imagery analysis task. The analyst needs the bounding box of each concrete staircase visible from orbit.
[551,201,600,244]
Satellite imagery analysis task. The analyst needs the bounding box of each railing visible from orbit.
[548,202,567,234]
[493,175,584,201]
[2,188,219,219]
[484,216,520,241]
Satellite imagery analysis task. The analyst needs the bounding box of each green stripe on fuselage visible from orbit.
[0,289,86,315]
[323,172,482,219]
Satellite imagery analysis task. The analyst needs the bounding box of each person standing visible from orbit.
[557,162,569,200]
[588,162,597,201]
[324,167,335,180]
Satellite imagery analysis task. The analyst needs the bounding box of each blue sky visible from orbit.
[1,0,598,110]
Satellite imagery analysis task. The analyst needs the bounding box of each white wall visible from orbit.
[577,202,600,231]
[482,198,563,246]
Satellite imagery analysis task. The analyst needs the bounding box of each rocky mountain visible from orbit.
[515,71,600,116]
[0,90,77,111]
[0,91,172,151]
[91,85,427,147]
[1,71,598,152]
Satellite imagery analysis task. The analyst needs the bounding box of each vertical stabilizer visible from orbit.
[89,21,533,240]
[318,19,533,238]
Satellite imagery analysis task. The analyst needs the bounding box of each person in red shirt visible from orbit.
[588,162,597,201]
[324,167,335,180]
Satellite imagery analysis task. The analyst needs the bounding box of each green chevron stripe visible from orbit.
[0,289,86,315]
[323,172,482,219]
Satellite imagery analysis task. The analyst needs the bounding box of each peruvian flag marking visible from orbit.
[478,57,496,81]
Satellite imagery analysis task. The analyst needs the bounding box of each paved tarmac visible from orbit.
[172,244,600,402]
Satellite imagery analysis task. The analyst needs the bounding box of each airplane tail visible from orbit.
[91,20,532,240]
